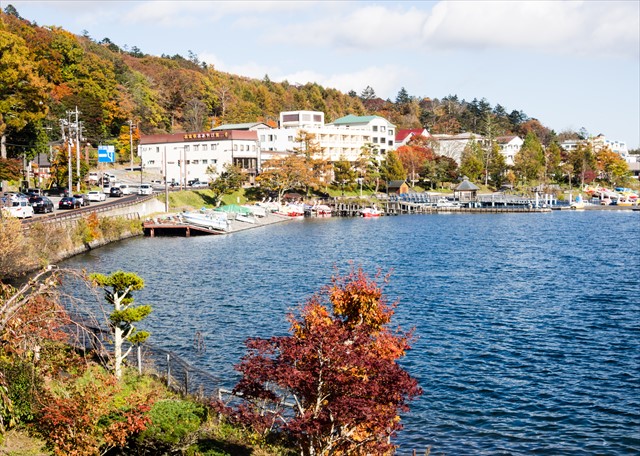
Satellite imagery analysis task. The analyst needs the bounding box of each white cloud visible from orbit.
[268,4,428,50]
[422,1,639,59]
[123,0,316,27]
[276,65,409,99]
[199,52,275,80]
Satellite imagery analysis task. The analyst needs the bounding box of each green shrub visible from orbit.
[0,357,41,425]
[138,399,205,449]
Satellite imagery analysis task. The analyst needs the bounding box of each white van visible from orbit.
[138,184,153,195]
[2,198,34,219]
[118,184,136,195]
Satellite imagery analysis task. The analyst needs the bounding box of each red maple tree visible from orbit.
[219,268,422,455]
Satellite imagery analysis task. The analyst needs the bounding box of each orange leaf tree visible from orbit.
[220,268,422,455]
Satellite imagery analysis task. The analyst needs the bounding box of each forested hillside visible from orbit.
[0,5,556,165]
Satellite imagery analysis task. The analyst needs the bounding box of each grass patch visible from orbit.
[167,189,249,212]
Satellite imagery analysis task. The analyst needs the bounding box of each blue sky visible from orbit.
[9,0,640,149]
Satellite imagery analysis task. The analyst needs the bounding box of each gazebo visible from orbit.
[454,176,480,202]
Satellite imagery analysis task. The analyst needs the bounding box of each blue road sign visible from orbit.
[98,145,115,163]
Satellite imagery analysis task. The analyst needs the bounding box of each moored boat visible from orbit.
[360,207,382,218]
[180,211,230,231]
[311,204,332,217]
[274,203,305,219]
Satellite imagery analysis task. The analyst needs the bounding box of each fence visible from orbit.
[65,310,223,400]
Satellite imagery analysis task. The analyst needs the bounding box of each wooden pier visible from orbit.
[330,201,552,216]
[143,220,225,237]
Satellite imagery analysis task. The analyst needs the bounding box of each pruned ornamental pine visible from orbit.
[90,271,151,379]
[218,268,422,456]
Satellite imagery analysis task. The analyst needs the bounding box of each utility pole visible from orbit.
[65,111,72,192]
[128,120,135,169]
[74,106,81,192]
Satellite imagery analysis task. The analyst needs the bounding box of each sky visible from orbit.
[7,0,640,149]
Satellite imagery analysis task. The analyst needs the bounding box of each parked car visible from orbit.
[73,194,91,206]
[109,187,123,198]
[29,196,54,214]
[138,184,153,195]
[87,190,107,202]
[2,197,34,218]
[59,196,81,209]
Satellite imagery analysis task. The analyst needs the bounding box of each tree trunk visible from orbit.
[1,134,6,193]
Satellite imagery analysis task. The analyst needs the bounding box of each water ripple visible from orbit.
[62,211,640,455]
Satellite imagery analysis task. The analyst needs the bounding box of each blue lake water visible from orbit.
[62,211,640,455]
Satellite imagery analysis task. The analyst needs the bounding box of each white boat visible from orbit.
[570,194,586,210]
[242,204,267,217]
[436,198,460,208]
[180,211,230,232]
[361,207,382,218]
[274,203,305,219]
[236,213,257,224]
[311,204,332,217]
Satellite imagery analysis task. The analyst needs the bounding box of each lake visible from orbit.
[61,210,640,455]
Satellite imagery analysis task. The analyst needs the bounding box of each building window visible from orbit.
[388,140,393,146]
[202,159,208,164]
[288,136,294,141]
[381,126,386,132]
[314,114,322,122]
[184,145,190,152]
[373,137,378,143]
[202,144,208,151]
[193,145,199,152]
[282,114,299,122]
[192,159,199,165]
[212,144,217,151]
[372,126,378,132]
[212,159,217,164]
[233,144,238,151]
[148,160,155,165]
[389,129,394,136]
[156,147,160,153]
[260,135,265,141]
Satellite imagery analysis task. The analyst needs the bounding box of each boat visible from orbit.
[360,207,382,218]
[235,213,257,224]
[570,194,585,210]
[180,211,230,232]
[242,204,267,217]
[436,198,460,208]
[274,203,305,219]
[311,204,332,217]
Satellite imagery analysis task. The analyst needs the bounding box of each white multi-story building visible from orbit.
[257,111,396,162]
[496,135,524,166]
[138,130,260,185]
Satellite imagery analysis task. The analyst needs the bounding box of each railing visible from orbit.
[65,310,223,399]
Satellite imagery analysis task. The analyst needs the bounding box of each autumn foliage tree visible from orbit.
[220,268,422,455]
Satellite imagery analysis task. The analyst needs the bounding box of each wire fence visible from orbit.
[64,310,224,401]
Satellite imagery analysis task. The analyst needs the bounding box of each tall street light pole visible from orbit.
[128,120,135,170]
[74,106,81,193]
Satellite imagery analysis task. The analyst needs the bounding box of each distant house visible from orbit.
[431,133,487,164]
[29,153,53,186]
[454,176,480,202]
[395,128,430,148]
[387,180,410,194]
[496,135,523,166]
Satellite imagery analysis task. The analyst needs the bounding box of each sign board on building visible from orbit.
[98,145,115,163]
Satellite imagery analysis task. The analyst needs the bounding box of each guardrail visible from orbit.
[21,194,157,230]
